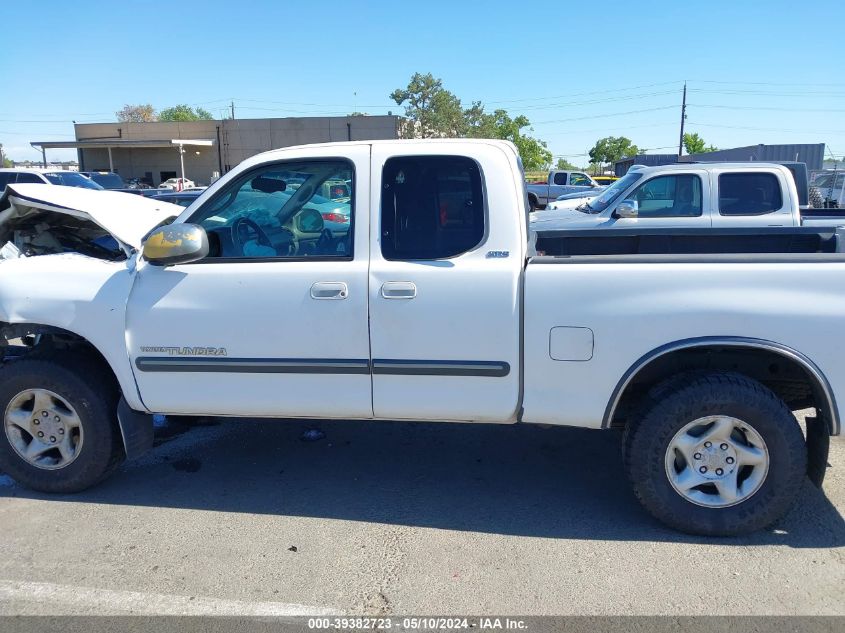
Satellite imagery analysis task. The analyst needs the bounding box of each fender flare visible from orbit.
[602,336,840,436]
[1,322,152,460]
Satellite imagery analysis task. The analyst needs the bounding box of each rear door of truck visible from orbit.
[710,167,797,227]
[367,142,523,422]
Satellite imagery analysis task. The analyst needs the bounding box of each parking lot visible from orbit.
[0,415,842,616]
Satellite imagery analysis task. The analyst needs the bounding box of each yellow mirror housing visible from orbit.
[142,224,209,266]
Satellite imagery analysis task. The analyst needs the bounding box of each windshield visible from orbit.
[88,173,125,189]
[44,172,104,190]
[813,173,845,189]
[583,171,643,212]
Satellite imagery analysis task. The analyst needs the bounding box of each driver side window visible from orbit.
[188,160,354,260]
[628,174,702,218]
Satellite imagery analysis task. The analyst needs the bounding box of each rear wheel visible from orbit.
[624,372,806,536]
[0,356,123,493]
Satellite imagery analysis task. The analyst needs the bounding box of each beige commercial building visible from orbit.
[33,115,401,186]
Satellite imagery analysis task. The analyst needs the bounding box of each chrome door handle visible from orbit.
[381,281,417,299]
[311,281,348,300]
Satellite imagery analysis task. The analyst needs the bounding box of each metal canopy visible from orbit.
[30,138,217,172]
[30,138,215,150]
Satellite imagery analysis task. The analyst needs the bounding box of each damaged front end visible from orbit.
[0,183,183,262]
[0,209,127,262]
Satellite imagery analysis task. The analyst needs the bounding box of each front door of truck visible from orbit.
[608,171,711,228]
[367,145,522,422]
[127,145,373,418]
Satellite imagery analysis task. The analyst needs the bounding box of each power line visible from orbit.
[482,80,685,105]
[686,121,845,134]
[689,103,845,113]
[689,88,845,97]
[690,79,845,87]
[542,121,677,137]
[532,105,677,126]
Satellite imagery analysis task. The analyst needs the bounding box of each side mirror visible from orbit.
[142,223,209,266]
[616,200,639,218]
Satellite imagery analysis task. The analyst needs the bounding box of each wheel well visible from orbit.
[0,322,117,389]
[608,343,837,435]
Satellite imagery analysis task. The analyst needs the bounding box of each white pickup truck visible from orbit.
[0,140,841,536]
[531,162,845,231]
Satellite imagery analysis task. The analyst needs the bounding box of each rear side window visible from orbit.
[552,172,568,185]
[0,173,14,188]
[15,173,44,184]
[719,173,783,216]
[381,156,484,260]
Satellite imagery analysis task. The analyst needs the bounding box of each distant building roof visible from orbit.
[613,143,827,175]
[681,143,825,170]
[613,154,678,175]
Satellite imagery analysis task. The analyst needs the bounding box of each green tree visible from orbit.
[466,108,551,170]
[390,72,552,169]
[116,104,157,122]
[556,158,580,170]
[390,72,465,138]
[588,136,639,170]
[158,105,214,122]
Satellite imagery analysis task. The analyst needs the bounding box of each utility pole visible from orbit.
[230,101,235,120]
[678,82,687,157]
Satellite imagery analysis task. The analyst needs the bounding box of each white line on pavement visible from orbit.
[0,579,341,616]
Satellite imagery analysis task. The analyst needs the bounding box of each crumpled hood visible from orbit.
[0,184,183,249]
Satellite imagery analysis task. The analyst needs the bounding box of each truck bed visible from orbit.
[533,226,845,258]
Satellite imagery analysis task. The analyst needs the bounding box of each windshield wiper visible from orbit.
[577,202,600,214]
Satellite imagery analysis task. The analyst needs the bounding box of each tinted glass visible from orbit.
[586,171,643,212]
[88,173,125,189]
[552,172,568,185]
[627,174,702,218]
[813,173,845,189]
[44,172,103,189]
[381,155,484,260]
[15,173,44,184]
[0,173,14,188]
[189,160,354,260]
[719,173,783,216]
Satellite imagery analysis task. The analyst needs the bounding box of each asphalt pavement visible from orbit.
[0,415,842,616]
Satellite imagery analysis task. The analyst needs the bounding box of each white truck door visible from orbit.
[126,146,373,418]
[608,170,711,228]
[709,168,796,227]
[368,143,523,422]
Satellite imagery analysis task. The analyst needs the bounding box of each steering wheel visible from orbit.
[231,216,273,256]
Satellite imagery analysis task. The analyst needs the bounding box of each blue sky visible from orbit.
[2,0,844,164]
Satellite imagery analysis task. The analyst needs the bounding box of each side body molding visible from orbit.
[602,336,840,436]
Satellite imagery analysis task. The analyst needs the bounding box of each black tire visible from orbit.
[528,195,538,212]
[0,355,123,493]
[623,372,806,536]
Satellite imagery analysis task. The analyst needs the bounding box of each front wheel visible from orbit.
[0,356,124,493]
[624,372,807,536]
